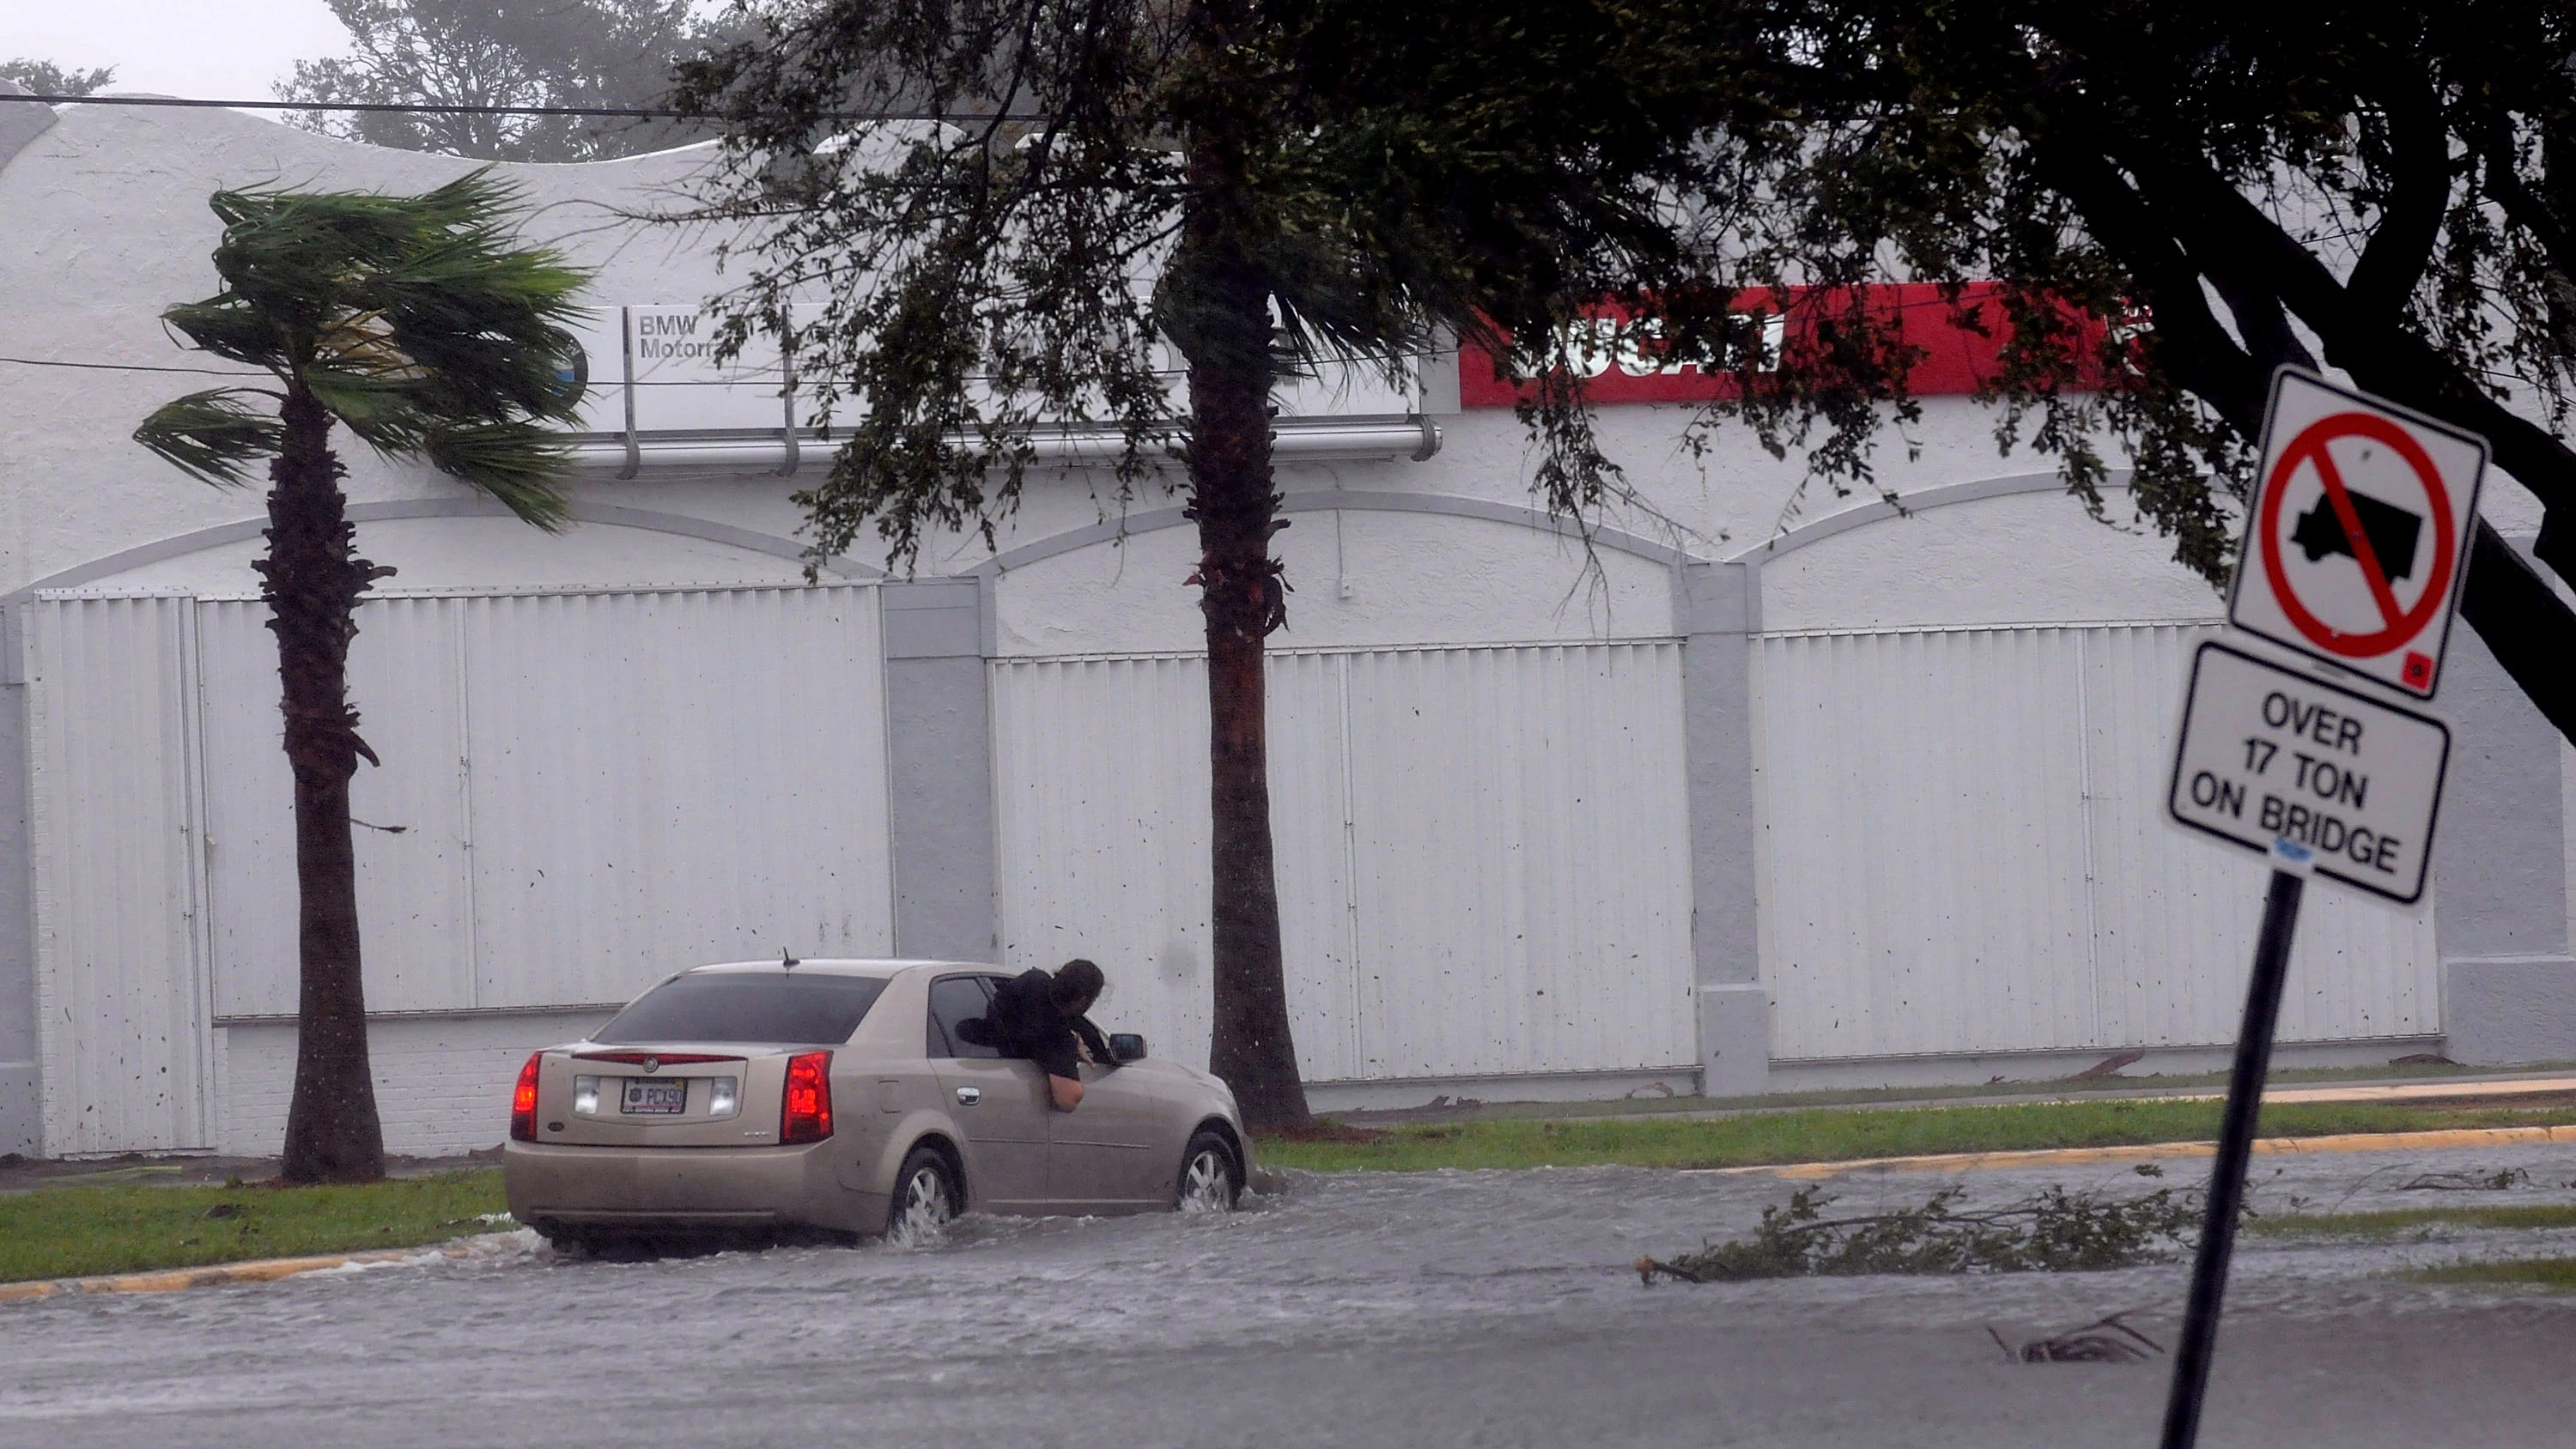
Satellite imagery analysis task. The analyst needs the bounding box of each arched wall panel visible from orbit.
[1756,621,2440,1060]
[991,641,1695,1082]
[27,584,895,1155]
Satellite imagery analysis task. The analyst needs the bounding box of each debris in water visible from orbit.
[1635,1185,2200,1283]
[1987,1312,2165,1363]
[2401,1167,2530,1191]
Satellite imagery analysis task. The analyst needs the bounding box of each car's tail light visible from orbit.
[510,1052,543,1142]
[781,1051,833,1143]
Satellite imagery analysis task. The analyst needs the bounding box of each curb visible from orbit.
[1690,1125,2576,1179]
[0,1233,513,1304]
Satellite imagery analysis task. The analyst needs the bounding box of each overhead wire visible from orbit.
[0,93,1000,124]
[0,355,266,377]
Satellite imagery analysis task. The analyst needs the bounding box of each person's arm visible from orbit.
[1033,1029,1084,1111]
[1069,1015,1117,1070]
[1048,1073,1084,1111]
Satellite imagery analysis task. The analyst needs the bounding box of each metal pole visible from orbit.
[2159,866,2306,1449]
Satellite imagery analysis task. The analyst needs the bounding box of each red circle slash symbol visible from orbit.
[2257,412,2455,660]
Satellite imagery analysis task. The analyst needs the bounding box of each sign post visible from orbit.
[2158,368,2482,1449]
[2160,858,2302,1449]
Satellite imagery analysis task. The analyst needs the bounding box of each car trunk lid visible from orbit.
[534,1045,797,1148]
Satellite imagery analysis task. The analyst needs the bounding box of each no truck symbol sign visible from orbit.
[2227,368,2488,699]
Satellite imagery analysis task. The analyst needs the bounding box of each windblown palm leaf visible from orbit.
[136,169,591,524]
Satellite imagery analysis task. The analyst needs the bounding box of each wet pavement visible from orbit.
[7,1144,2576,1448]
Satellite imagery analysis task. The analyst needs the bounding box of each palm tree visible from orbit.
[135,171,589,1184]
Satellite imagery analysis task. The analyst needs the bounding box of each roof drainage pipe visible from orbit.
[562,415,1443,475]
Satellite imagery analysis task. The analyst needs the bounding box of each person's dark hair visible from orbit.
[1052,958,1104,1010]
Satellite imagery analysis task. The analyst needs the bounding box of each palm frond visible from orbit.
[149,167,596,520]
[131,388,283,486]
[421,421,574,530]
[367,232,592,423]
[161,299,290,370]
[303,367,432,453]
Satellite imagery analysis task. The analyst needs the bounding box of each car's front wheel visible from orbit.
[886,1146,960,1240]
[1174,1129,1242,1213]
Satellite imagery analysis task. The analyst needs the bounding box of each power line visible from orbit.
[0,355,266,378]
[0,93,987,124]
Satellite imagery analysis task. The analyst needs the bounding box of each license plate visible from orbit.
[621,1079,687,1115]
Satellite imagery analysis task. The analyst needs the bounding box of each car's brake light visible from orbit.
[510,1052,544,1142]
[781,1051,833,1143]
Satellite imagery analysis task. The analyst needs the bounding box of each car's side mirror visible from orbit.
[1109,1033,1147,1064]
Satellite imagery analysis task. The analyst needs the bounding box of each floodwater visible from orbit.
[7,1143,2576,1448]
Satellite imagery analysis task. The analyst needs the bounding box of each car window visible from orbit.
[927,975,1002,1059]
[593,972,887,1045]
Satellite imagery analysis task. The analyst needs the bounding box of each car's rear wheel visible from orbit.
[1175,1129,1241,1213]
[534,1223,598,1257]
[886,1146,960,1240]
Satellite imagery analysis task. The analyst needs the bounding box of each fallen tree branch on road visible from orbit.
[1635,1184,2202,1283]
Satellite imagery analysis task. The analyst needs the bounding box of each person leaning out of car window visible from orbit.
[984,958,1117,1111]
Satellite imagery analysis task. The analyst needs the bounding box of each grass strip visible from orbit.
[2249,1204,2576,1240]
[2409,1257,2576,1289]
[1258,1100,2576,1173]
[0,1170,507,1284]
[1408,1062,2576,1125]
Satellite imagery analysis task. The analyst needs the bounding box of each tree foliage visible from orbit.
[1635,2,2576,737]
[670,0,1756,568]
[137,169,592,525]
[281,0,732,161]
[0,59,117,96]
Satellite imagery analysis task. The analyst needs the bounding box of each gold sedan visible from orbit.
[503,960,1251,1249]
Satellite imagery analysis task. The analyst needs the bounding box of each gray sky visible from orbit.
[7,0,352,100]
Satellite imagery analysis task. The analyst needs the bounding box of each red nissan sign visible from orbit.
[1457,282,2109,408]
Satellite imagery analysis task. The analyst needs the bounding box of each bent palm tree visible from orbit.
[136,171,588,1184]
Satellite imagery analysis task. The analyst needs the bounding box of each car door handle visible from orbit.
[955,1086,981,1106]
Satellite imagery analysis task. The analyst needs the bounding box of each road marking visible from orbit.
[1689,1125,2576,1180]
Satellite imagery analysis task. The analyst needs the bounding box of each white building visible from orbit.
[2,93,2570,1159]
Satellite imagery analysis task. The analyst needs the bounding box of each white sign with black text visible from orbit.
[2166,640,2451,906]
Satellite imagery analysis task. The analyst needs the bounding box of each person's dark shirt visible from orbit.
[982,968,1114,1080]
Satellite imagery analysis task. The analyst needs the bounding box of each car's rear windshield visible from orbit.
[593,972,888,1046]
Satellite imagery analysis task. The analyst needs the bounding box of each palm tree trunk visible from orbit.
[262,383,387,1184]
[1179,120,1313,1131]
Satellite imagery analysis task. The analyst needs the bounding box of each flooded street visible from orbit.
[9,1146,2576,1448]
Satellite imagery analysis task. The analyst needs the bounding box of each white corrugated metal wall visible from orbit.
[1756,621,2440,1061]
[26,585,895,1153]
[26,597,216,1155]
[991,642,1697,1082]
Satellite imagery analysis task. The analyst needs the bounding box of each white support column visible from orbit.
[1678,560,1770,1095]
[881,580,999,964]
[2437,541,2576,1063]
